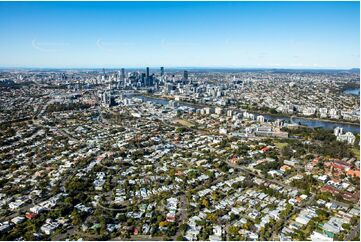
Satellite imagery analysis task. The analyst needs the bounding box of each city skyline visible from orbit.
[0,1,360,69]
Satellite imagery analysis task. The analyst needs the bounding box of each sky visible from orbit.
[0,1,359,69]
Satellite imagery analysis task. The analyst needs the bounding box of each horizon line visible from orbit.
[0,66,359,71]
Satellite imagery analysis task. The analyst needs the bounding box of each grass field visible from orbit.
[174,118,195,128]
[274,142,288,149]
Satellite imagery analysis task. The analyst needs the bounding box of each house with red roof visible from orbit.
[25,212,37,220]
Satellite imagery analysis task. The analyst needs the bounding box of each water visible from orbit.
[133,95,360,133]
[261,114,359,133]
[137,96,170,106]
[344,88,360,96]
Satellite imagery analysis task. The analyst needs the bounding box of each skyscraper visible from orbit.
[183,70,188,82]
[145,67,150,86]
[146,67,150,79]
[160,67,164,76]
[121,68,125,81]
[141,73,146,86]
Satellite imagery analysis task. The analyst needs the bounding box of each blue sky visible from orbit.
[0,1,359,69]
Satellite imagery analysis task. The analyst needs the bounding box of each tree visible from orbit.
[71,210,81,226]
[259,227,266,240]
[242,222,252,230]
[351,216,359,226]
[159,221,169,227]
[207,213,217,222]
[24,231,35,241]
[316,209,329,221]
[176,235,185,241]
[201,198,210,208]
[228,226,239,236]
[179,223,188,234]
[294,230,306,241]
[211,192,218,201]
[342,223,351,230]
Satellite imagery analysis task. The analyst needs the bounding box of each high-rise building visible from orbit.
[160,67,164,76]
[140,73,145,86]
[183,70,188,81]
[146,67,150,79]
[149,74,154,86]
[121,68,125,80]
[145,67,150,86]
[102,91,115,107]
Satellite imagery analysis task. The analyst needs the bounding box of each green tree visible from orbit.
[228,226,239,236]
[71,210,81,226]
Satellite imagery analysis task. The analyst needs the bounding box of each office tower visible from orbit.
[145,67,150,86]
[149,74,154,86]
[121,68,125,80]
[141,73,146,86]
[146,67,150,78]
[102,91,115,107]
[160,67,164,76]
[102,91,108,104]
[183,70,188,81]
[115,71,119,81]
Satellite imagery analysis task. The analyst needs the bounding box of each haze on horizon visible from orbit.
[0,1,359,69]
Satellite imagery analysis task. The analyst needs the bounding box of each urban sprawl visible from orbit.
[0,67,360,241]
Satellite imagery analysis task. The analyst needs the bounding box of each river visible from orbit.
[344,88,360,96]
[261,114,359,133]
[132,95,360,133]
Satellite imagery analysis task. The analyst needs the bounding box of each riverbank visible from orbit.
[142,93,360,126]
[253,111,359,126]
